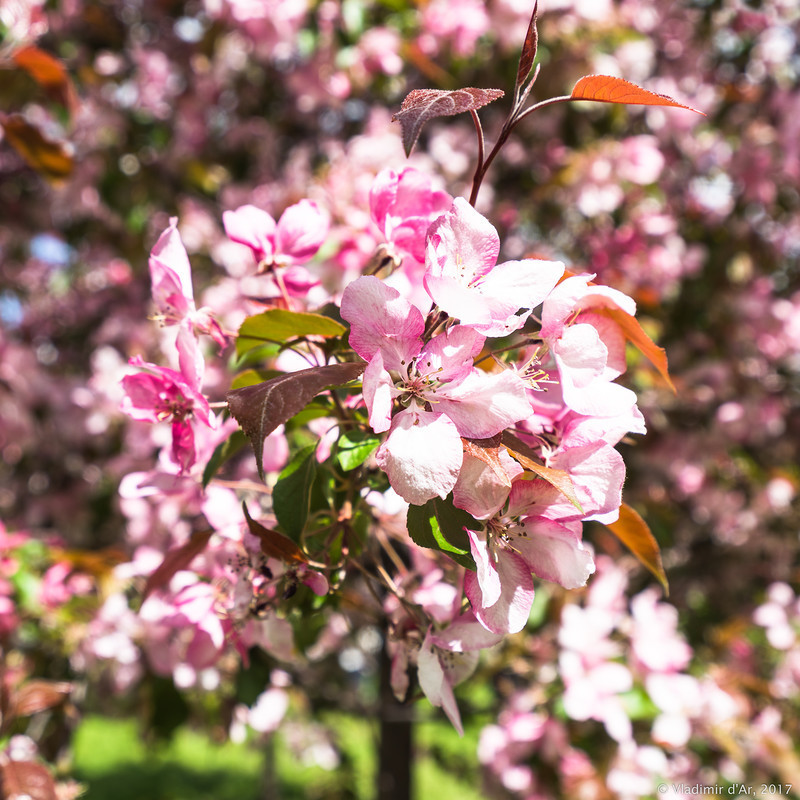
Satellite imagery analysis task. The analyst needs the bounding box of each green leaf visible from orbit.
[236,309,347,356]
[272,444,318,541]
[406,495,479,570]
[202,430,247,488]
[230,368,281,390]
[335,429,380,471]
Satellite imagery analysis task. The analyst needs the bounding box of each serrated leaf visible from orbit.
[242,502,307,564]
[227,361,365,480]
[0,113,73,181]
[202,429,247,488]
[570,75,704,115]
[501,432,583,513]
[406,495,479,570]
[336,429,380,471]
[601,307,676,392]
[272,444,318,541]
[236,309,347,356]
[12,45,77,111]
[392,87,505,156]
[603,503,668,595]
[142,530,214,600]
[515,0,539,90]
[0,760,57,800]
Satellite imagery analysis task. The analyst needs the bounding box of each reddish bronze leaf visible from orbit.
[515,0,539,90]
[601,307,676,392]
[0,760,58,800]
[462,435,511,487]
[12,45,77,111]
[11,681,72,718]
[571,75,704,114]
[0,114,73,181]
[604,503,668,594]
[393,87,505,156]
[227,361,365,480]
[143,529,214,599]
[242,503,307,564]
[501,432,583,513]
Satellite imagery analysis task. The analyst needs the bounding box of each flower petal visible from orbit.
[515,517,596,589]
[375,408,462,504]
[340,275,424,369]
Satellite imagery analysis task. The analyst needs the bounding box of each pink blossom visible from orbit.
[417,0,490,57]
[222,199,328,269]
[341,276,531,503]
[630,588,693,673]
[39,561,92,610]
[139,577,230,685]
[463,480,595,634]
[425,198,565,337]
[417,613,502,735]
[540,274,639,417]
[369,167,451,265]
[148,218,227,383]
[121,356,217,472]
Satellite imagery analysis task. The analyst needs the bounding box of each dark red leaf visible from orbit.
[11,681,72,718]
[143,529,214,600]
[515,1,539,90]
[0,760,58,800]
[0,113,73,181]
[227,361,365,480]
[392,87,505,156]
[242,503,307,564]
[570,75,704,115]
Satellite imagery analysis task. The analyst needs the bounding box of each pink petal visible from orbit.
[436,369,531,439]
[340,276,424,368]
[300,568,329,596]
[423,272,494,328]
[375,408,462,504]
[464,545,535,635]
[275,199,328,263]
[430,611,504,652]
[514,517,596,589]
[418,324,484,383]
[549,443,626,522]
[176,322,204,392]
[149,217,194,305]
[426,197,500,285]
[369,168,400,236]
[171,419,197,472]
[417,632,465,736]
[452,448,520,520]
[466,529,502,608]
[362,351,394,433]
[223,205,276,260]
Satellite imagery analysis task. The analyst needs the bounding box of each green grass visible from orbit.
[71,708,485,800]
[72,716,264,800]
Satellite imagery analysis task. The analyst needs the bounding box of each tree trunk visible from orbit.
[377,643,413,800]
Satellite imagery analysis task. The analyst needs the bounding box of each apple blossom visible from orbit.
[424,198,565,337]
[120,356,217,472]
